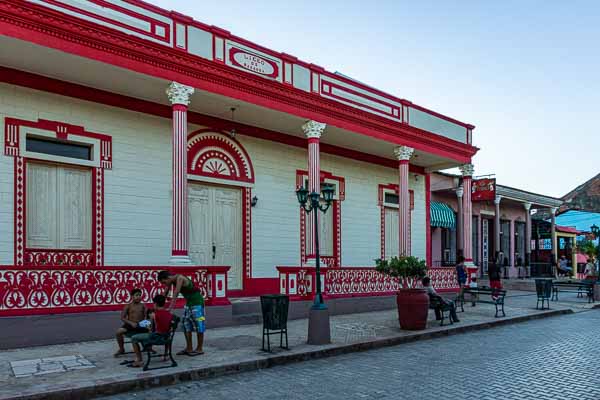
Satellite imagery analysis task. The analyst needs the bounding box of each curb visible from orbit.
[3,309,573,400]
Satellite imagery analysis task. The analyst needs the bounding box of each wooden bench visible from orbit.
[551,280,594,303]
[428,294,454,326]
[456,287,507,317]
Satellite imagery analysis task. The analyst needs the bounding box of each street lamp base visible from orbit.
[307,307,331,345]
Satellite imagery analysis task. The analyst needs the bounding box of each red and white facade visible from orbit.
[0,0,478,316]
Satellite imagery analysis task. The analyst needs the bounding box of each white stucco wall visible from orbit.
[0,83,427,277]
[0,83,184,266]
[237,135,426,276]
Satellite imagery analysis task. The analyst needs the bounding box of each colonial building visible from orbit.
[0,0,478,317]
[430,173,563,278]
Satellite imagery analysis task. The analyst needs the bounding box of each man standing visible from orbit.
[157,271,205,356]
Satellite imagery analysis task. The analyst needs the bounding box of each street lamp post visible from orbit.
[591,224,600,281]
[296,184,335,344]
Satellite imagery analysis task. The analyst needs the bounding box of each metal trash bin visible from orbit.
[535,279,552,310]
[260,294,289,352]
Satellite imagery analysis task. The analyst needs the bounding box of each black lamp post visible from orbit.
[296,185,335,310]
[591,224,600,280]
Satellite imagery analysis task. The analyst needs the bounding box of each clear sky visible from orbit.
[151,0,599,198]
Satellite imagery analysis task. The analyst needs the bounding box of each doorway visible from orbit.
[188,183,243,290]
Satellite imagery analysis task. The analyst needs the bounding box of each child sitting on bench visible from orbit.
[128,294,173,368]
[114,288,148,357]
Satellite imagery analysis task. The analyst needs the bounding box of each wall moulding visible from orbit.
[0,0,477,163]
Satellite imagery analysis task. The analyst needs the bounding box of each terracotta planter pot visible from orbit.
[396,288,429,330]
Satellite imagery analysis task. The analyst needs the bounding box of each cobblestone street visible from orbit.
[102,309,600,400]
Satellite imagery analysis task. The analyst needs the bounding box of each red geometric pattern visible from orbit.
[187,130,254,184]
[0,266,211,316]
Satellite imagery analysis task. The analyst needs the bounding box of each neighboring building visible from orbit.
[555,210,600,233]
[430,174,563,278]
[560,173,600,213]
[0,0,478,317]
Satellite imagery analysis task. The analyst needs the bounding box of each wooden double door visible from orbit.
[189,183,242,290]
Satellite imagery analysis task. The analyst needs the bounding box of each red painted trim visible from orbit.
[187,129,255,184]
[426,173,432,266]
[40,0,170,43]
[0,3,477,162]
[321,79,401,120]
[6,118,111,267]
[229,278,279,297]
[0,67,433,173]
[171,250,188,256]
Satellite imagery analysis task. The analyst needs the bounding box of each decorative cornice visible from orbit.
[302,120,326,139]
[459,163,475,177]
[166,82,194,106]
[0,0,479,163]
[394,146,414,161]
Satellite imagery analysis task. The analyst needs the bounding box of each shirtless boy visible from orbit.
[114,288,148,357]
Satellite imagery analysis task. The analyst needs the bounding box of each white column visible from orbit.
[394,146,414,256]
[495,195,502,262]
[459,164,475,264]
[167,82,194,265]
[524,202,532,269]
[456,186,464,258]
[302,120,326,262]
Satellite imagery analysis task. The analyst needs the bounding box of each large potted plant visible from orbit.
[375,255,429,330]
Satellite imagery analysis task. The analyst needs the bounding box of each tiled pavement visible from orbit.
[0,291,596,400]
[102,309,600,400]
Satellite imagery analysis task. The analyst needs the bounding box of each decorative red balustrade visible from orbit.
[277,266,459,300]
[0,265,230,316]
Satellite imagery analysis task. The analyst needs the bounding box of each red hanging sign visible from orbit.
[472,178,496,201]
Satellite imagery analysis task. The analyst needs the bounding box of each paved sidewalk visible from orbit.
[0,291,593,400]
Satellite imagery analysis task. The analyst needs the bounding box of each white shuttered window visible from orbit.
[26,162,92,249]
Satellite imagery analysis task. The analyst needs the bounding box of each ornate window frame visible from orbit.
[296,170,345,268]
[4,118,112,267]
[186,129,254,286]
[378,183,414,259]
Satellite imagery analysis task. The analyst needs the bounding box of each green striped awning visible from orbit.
[430,202,456,229]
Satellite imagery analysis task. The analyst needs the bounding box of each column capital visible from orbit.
[494,195,502,205]
[166,82,195,106]
[459,163,475,177]
[523,202,532,211]
[302,120,326,139]
[394,146,414,161]
[456,186,464,198]
[550,207,557,215]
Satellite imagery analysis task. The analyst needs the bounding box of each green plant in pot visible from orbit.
[376,255,429,330]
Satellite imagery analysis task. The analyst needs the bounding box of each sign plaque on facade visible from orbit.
[229,47,279,78]
[472,178,496,201]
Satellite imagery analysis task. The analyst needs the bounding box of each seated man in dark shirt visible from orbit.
[422,276,459,323]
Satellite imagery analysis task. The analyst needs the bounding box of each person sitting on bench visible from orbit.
[422,277,459,323]
[128,294,173,368]
[557,256,572,277]
[114,288,148,357]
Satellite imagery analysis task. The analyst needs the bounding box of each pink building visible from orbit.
[430,173,563,278]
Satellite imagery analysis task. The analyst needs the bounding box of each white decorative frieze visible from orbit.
[302,120,326,139]
[394,146,414,161]
[166,82,195,106]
